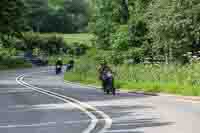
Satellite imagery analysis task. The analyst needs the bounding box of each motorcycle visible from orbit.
[102,71,116,95]
[56,65,62,74]
[66,64,73,72]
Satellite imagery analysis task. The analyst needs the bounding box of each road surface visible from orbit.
[0,67,200,133]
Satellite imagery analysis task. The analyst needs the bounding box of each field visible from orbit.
[38,33,94,45]
[62,33,94,44]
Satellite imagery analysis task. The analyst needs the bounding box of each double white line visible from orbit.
[16,72,112,133]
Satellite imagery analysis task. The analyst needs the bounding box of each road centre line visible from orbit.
[0,118,108,129]
[16,74,97,133]
[16,72,112,133]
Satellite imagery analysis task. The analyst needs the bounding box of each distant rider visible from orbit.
[66,59,74,71]
[56,58,63,74]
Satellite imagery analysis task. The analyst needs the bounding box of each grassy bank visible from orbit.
[0,59,32,70]
[64,60,200,96]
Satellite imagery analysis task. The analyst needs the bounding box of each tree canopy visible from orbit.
[89,0,200,64]
[0,0,27,37]
[26,0,90,33]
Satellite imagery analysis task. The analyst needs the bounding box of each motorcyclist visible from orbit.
[98,61,113,92]
[56,58,63,74]
[66,59,74,71]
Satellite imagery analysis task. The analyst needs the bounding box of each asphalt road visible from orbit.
[0,67,200,133]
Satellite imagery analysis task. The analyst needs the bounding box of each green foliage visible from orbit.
[148,0,200,60]
[23,33,67,55]
[89,0,150,63]
[21,33,92,58]
[89,0,118,49]
[48,0,65,7]
[112,0,129,24]
[0,58,32,69]
[125,48,145,64]
[26,0,49,32]
[0,0,27,47]
[110,25,129,51]
[0,0,27,36]
[26,0,90,33]
[90,0,200,63]
[0,47,32,69]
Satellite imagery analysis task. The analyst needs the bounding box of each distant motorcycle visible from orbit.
[66,60,74,72]
[102,71,116,95]
[56,65,62,74]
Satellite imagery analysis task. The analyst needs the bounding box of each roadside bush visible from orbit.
[45,35,67,55]
[110,27,129,51]
[0,48,32,69]
[125,48,144,64]
[69,42,90,56]
[23,33,68,55]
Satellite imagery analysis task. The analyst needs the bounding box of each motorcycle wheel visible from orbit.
[106,88,110,94]
[112,87,116,95]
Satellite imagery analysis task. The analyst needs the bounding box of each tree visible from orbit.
[89,0,118,49]
[63,0,90,32]
[148,0,200,62]
[25,0,89,33]
[26,0,49,32]
[0,0,27,46]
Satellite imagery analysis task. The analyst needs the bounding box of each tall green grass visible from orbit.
[64,58,200,96]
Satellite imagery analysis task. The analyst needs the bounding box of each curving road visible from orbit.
[0,67,200,133]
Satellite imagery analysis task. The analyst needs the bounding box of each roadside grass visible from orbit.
[62,33,94,45]
[64,58,200,96]
[0,59,32,70]
[64,57,101,86]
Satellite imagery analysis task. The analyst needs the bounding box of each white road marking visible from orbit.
[0,90,33,94]
[16,75,97,133]
[105,129,142,133]
[0,119,91,128]
[63,81,112,133]
[0,118,108,129]
[7,103,75,110]
[16,71,112,133]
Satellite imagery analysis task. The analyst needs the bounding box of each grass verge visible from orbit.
[64,60,200,96]
[0,59,32,70]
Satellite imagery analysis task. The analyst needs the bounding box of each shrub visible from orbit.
[110,26,129,51]
[23,33,68,55]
